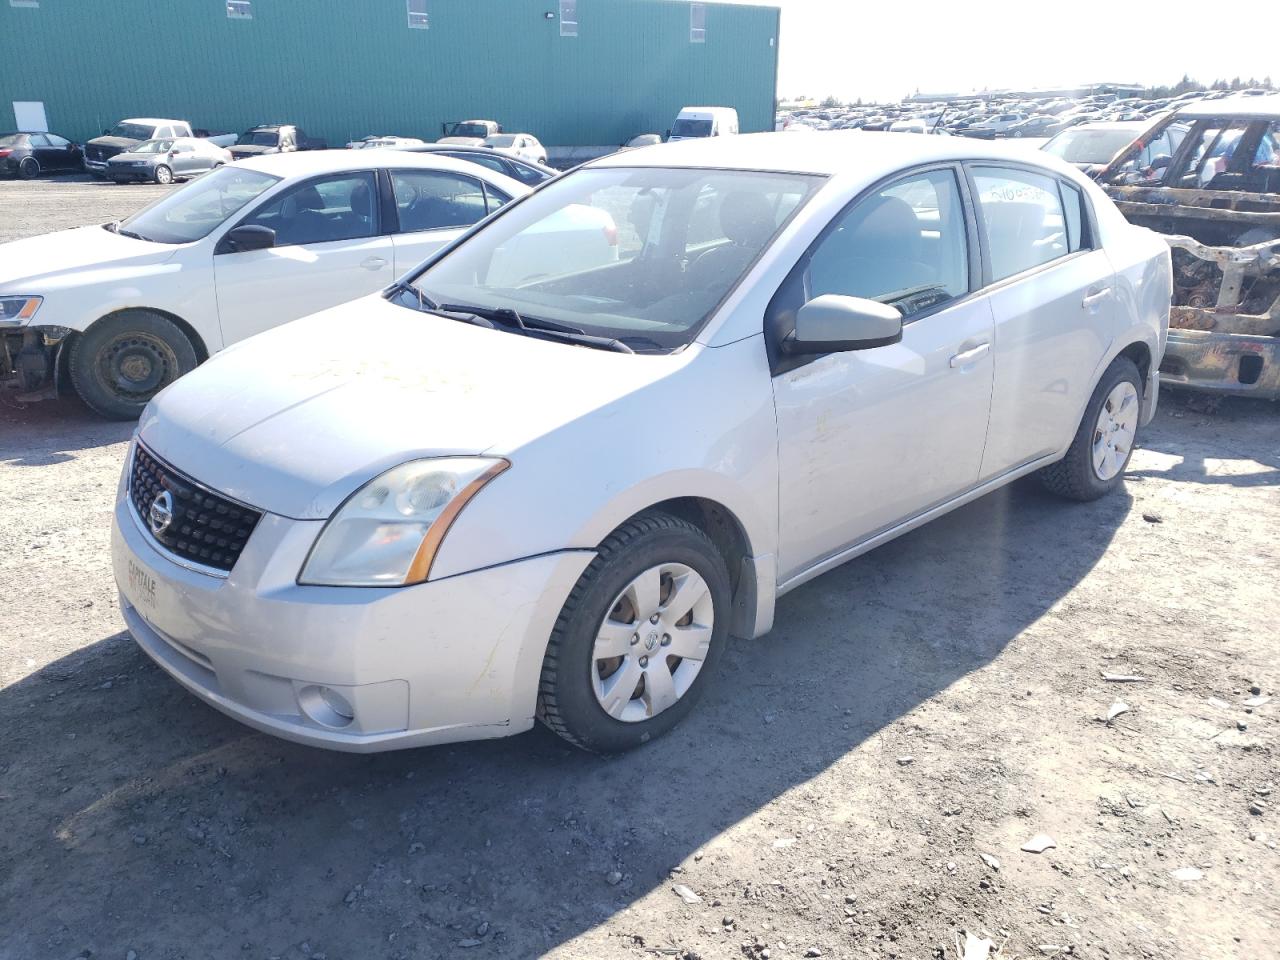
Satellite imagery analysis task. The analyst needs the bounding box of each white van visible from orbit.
[668,106,739,142]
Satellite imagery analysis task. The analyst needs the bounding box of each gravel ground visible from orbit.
[1,178,1278,960]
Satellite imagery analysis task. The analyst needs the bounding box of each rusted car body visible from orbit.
[1096,97,1280,398]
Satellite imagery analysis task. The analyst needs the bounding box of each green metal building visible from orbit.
[0,0,780,150]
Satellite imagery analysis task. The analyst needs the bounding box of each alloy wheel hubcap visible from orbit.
[591,562,714,723]
[1092,381,1139,481]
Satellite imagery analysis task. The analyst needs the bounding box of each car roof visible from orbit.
[1177,94,1280,120]
[231,148,528,190]
[590,130,1087,177]
[397,143,555,170]
[121,118,183,126]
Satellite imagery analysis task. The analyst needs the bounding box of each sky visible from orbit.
[727,0,1277,102]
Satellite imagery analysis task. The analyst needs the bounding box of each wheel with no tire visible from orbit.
[18,157,40,180]
[68,310,199,420]
[1037,356,1142,501]
[537,512,732,752]
[154,164,174,185]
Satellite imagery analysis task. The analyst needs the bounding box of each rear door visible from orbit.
[386,168,510,273]
[969,164,1117,479]
[213,171,394,345]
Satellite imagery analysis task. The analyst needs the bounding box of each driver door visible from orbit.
[773,166,995,581]
[213,171,394,346]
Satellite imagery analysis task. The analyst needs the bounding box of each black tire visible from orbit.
[537,511,732,753]
[18,157,40,180]
[154,164,173,185]
[68,310,199,420]
[1037,356,1142,501]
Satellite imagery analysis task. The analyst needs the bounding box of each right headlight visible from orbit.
[299,457,508,587]
[0,296,42,326]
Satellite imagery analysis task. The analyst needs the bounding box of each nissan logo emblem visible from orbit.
[148,490,175,537]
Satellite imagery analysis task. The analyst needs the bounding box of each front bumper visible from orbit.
[111,483,593,752]
[83,158,109,173]
[1160,329,1280,400]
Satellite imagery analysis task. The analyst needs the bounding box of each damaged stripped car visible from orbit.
[1095,96,1280,398]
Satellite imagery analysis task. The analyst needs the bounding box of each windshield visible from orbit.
[118,167,279,244]
[0,133,25,147]
[1044,128,1138,164]
[109,123,156,140]
[129,139,175,155]
[238,130,279,146]
[451,123,491,139]
[407,166,821,351]
[671,118,713,138]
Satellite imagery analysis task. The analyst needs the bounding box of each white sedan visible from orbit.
[482,133,548,166]
[0,152,525,418]
[111,133,1170,753]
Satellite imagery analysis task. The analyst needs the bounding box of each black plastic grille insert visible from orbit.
[129,445,261,573]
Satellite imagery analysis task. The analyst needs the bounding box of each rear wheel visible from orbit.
[1037,356,1142,501]
[18,157,40,180]
[537,512,731,752]
[154,164,173,185]
[68,310,199,420]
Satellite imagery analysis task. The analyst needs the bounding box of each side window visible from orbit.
[441,150,508,177]
[483,185,511,214]
[390,170,489,233]
[1171,121,1249,187]
[240,172,378,246]
[507,161,552,186]
[44,133,70,147]
[1058,181,1087,253]
[972,166,1070,282]
[28,134,50,147]
[806,169,969,317]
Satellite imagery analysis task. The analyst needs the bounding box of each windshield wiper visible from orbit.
[387,280,440,311]
[438,302,635,354]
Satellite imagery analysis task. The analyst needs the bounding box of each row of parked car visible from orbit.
[779,87,1276,140]
[0,115,561,184]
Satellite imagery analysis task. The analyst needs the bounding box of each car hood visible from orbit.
[0,225,177,291]
[230,144,278,156]
[88,136,142,150]
[139,296,689,520]
[106,152,157,164]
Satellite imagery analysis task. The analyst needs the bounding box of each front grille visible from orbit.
[129,444,262,574]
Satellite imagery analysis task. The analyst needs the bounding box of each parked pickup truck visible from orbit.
[438,119,502,146]
[83,118,236,175]
[228,124,327,160]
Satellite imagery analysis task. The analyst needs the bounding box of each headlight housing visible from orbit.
[0,296,42,326]
[299,457,508,587]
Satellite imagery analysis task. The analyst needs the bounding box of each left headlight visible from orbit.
[299,457,509,587]
[0,296,42,326]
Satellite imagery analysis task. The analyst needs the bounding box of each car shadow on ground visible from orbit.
[0,395,132,465]
[0,479,1132,958]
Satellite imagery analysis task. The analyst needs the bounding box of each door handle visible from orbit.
[1082,286,1112,308]
[949,342,990,368]
[360,256,388,270]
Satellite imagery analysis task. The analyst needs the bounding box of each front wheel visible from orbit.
[1037,356,1142,501]
[537,512,731,752]
[68,310,199,420]
[154,164,174,185]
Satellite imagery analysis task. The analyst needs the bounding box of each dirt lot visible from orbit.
[1,179,1278,960]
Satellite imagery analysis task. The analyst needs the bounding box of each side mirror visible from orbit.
[785,295,903,355]
[224,224,276,253]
